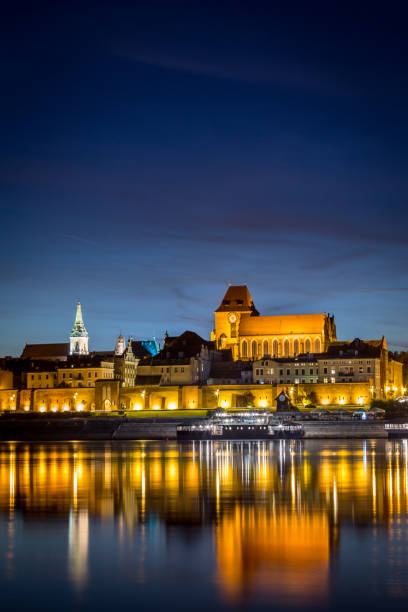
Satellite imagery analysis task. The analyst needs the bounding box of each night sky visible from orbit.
[1,1,407,356]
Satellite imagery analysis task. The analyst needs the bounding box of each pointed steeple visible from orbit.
[71,300,88,337]
[70,300,89,355]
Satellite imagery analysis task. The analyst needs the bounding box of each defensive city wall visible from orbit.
[0,380,373,412]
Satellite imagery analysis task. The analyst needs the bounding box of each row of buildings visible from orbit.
[0,287,405,412]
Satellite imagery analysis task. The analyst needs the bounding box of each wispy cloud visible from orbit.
[114,44,351,97]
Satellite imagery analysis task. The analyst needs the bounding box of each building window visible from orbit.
[88,372,91,377]
[174,368,178,373]
[331,369,336,375]
[260,369,263,375]
[181,367,184,373]
[295,369,298,375]
[273,340,278,357]
[359,366,363,373]
[256,369,259,375]
[294,339,299,356]
[367,367,371,373]
[302,369,305,375]
[314,338,321,353]
[305,339,311,353]
[251,340,257,358]
[263,340,269,356]
[324,378,328,383]
[310,369,313,375]
[242,340,248,358]
[331,377,335,383]
[88,383,91,388]
[279,369,283,376]
[284,339,290,357]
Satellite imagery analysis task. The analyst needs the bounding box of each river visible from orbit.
[1,439,408,611]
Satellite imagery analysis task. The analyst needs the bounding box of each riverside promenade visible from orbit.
[0,415,390,440]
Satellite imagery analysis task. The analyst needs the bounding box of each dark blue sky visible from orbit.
[1,1,407,356]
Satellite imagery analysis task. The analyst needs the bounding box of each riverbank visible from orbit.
[0,414,397,440]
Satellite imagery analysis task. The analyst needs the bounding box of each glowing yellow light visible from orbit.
[39,406,46,413]
[258,399,267,408]
[62,405,70,411]
[10,406,16,410]
[76,403,84,412]
[385,386,390,392]
[393,386,397,392]
[51,406,57,412]
[153,404,160,410]
[168,402,177,410]
[134,403,142,410]
[220,399,229,408]
[402,387,406,394]
[338,397,346,405]
[24,406,30,412]
[322,398,329,405]
[357,397,365,405]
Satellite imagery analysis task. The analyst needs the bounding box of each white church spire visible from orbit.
[70,300,89,355]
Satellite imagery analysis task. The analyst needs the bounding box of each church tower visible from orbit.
[70,301,89,355]
[115,334,125,355]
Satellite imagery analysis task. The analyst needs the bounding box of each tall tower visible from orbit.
[115,334,125,355]
[70,301,89,355]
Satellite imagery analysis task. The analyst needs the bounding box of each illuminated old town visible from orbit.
[0,286,406,416]
[2,1,408,611]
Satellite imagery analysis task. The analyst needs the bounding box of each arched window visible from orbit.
[272,340,278,357]
[251,340,257,358]
[241,340,248,358]
[314,338,321,353]
[305,338,311,353]
[263,339,269,357]
[218,334,226,349]
[284,339,290,357]
[294,339,299,356]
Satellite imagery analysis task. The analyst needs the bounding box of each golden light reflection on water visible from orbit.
[1,439,408,605]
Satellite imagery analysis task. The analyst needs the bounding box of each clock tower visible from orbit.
[213,285,259,359]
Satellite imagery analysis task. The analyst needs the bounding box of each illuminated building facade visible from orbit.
[212,285,337,360]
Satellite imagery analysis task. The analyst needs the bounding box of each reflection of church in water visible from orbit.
[1,439,407,604]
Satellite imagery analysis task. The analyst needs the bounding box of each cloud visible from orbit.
[114,44,351,97]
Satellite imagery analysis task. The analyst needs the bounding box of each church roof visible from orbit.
[239,313,327,336]
[215,285,259,315]
[21,343,70,360]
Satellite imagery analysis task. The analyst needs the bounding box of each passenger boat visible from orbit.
[177,409,304,440]
[385,423,408,439]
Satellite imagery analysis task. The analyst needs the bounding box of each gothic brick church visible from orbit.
[212,285,337,360]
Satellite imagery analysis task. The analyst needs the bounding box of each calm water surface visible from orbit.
[1,439,408,611]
